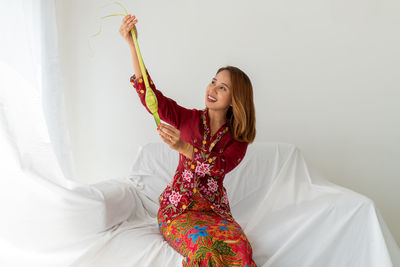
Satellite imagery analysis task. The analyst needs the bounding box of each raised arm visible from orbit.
[119,14,141,79]
[120,14,195,129]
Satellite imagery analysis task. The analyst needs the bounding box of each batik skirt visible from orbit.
[157,191,257,266]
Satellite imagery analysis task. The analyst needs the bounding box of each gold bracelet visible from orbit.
[182,142,191,154]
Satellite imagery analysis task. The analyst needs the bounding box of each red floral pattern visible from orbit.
[222,192,229,205]
[182,169,193,182]
[169,190,182,207]
[194,161,210,177]
[207,178,218,192]
[130,68,256,265]
[130,68,249,224]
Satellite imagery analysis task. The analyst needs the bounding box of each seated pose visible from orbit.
[120,14,257,267]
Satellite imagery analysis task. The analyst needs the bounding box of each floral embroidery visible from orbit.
[195,161,210,177]
[182,169,193,182]
[222,192,229,205]
[207,178,218,192]
[131,72,242,225]
[194,152,202,161]
[169,190,182,207]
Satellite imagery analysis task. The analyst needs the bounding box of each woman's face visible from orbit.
[205,70,232,111]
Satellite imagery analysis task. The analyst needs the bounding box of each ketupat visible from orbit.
[91,1,160,128]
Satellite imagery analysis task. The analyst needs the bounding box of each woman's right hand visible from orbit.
[119,14,138,47]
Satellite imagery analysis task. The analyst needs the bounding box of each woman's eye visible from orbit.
[211,81,225,91]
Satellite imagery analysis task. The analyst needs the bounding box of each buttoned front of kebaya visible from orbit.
[130,68,249,226]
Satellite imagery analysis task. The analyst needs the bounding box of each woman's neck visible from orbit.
[208,108,227,134]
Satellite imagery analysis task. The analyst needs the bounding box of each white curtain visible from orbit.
[0,0,77,183]
[0,1,132,266]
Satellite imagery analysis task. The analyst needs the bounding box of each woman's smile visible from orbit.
[207,95,217,102]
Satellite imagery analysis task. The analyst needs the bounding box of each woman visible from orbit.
[120,14,257,266]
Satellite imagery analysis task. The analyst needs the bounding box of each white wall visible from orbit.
[55,0,400,245]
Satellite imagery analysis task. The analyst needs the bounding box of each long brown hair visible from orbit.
[216,66,256,143]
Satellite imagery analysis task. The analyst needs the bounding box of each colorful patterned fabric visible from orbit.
[157,191,257,266]
[131,69,256,265]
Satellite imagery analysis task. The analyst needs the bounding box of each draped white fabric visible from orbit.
[0,1,399,267]
[0,0,76,183]
[0,1,133,266]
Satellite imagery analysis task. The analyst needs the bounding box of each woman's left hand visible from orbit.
[157,123,185,152]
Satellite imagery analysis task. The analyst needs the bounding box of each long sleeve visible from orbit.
[191,139,248,176]
[130,68,194,129]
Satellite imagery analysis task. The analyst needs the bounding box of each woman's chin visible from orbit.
[205,102,215,109]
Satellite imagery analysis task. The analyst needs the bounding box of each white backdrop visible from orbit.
[55,0,400,244]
